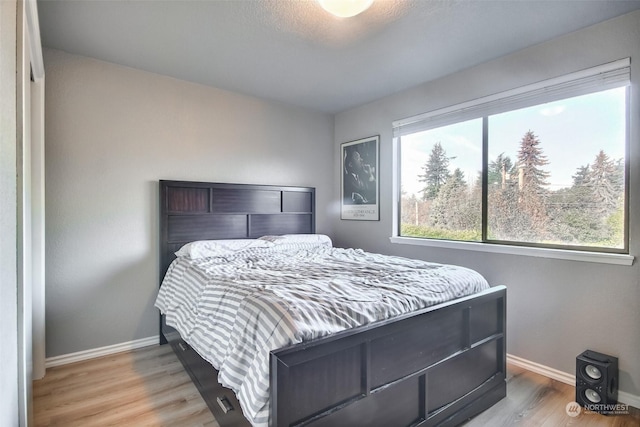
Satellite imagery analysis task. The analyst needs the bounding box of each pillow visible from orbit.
[175,239,273,259]
[258,234,332,247]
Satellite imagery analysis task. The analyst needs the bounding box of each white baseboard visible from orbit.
[507,353,575,385]
[45,335,159,368]
[41,342,640,409]
[507,353,640,409]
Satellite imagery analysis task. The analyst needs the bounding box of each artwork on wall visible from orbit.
[341,135,379,220]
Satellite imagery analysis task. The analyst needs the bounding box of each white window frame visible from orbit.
[391,59,634,266]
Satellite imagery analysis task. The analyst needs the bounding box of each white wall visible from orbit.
[44,49,334,357]
[0,0,19,425]
[17,2,33,422]
[333,11,640,400]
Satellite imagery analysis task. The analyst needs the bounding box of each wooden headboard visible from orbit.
[159,180,316,279]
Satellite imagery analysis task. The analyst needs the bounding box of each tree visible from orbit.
[546,151,625,247]
[516,130,550,234]
[613,158,625,195]
[517,130,550,191]
[488,153,514,189]
[430,168,466,229]
[587,150,618,216]
[418,142,452,200]
[488,182,531,240]
[572,164,590,186]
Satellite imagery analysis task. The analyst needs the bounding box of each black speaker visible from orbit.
[576,350,618,413]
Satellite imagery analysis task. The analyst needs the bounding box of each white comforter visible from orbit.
[155,242,489,426]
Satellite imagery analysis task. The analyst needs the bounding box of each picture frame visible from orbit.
[341,135,379,220]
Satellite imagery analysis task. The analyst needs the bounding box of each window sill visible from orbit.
[389,236,634,266]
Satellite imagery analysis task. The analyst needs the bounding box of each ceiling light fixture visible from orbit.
[318,0,374,18]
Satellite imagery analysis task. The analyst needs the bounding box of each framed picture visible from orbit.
[341,135,379,220]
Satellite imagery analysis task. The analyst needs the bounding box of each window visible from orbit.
[394,59,630,254]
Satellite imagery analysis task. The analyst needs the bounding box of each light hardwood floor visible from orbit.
[33,344,218,426]
[33,345,639,426]
[463,365,640,427]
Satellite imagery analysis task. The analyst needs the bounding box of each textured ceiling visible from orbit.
[37,0,640,113]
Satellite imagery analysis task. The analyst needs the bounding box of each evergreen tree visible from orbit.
[516,130,550,234]
[547,153,623,247]
[450,168,466,186]
[546,185,600,245]
[490,190,531,239]
[587,150,619,216]
[488,153,514,189]
[517,130,550,191]
[612,157,625,196]
[572,165,590,186]
[430,168,467,229]
[418,142,452,200]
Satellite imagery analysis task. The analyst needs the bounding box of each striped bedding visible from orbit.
[155,241,489,427]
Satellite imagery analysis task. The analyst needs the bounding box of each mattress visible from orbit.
[155,240,489,427]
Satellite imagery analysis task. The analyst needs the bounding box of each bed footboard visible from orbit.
[270,285,506,427]
[159,180,507,427]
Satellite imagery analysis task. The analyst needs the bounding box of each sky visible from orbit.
[400,87,627,197]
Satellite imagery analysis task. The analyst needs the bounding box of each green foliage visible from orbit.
[430,168,466,227]
[515,130,550,234]
[418,142,452,200]
[488,153,515,188]
[401,223,481,241]
[517,130,550,189]
[403,129,625,249]
[587,150,619,215]
[604,206,625,247]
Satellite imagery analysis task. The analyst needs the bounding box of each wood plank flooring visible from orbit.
[463,364,640,427]
[33,344,639,426]
[33,344,218,426]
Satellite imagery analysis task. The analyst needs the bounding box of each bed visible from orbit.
[157,180,507,427]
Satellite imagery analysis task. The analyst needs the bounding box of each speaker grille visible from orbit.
[584,364,602,381]
[584,388,602,403]
[575,350,618,413]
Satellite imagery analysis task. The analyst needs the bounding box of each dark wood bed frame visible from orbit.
[159,180,507,427]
